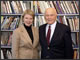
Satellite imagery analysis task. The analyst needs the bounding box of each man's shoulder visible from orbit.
[58,23,69,28]
[57,22,70,32]
[39,24,47,28]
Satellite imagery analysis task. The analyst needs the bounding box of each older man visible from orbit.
[39,8,74,59]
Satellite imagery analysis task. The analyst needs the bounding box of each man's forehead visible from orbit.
[45,8,57,14]
[46,8,56,11]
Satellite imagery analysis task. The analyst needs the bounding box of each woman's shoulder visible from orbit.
[13,28,19,34]
[13,26,22,33]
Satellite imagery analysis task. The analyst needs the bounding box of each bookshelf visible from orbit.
[1,45,12,49]
[1,13,79,16]
[1,1,79,59]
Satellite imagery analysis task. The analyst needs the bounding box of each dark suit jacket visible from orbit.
[39,22,74,59]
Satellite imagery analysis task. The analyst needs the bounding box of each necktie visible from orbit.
[46,25,51,46]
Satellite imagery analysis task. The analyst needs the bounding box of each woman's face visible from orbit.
[23,14,33,27]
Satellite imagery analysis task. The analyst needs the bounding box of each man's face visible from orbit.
[45,8,57,24]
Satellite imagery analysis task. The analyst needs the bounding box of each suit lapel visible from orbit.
[50,22,60,45]
[32,26,36,47]
[44,24,49,46]
[20,25,32,46]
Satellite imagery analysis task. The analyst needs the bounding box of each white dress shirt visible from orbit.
[46,21,57,43]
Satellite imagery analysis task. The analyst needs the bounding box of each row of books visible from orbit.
[34,15,79,31]
[37,1,79,14]
[53,1,79,14]
[1,1,79,14]
[57,16,79,31]
[1,1,31,14]
[1,16,20,30]
[1,49,12,59]
[1,15,79,32]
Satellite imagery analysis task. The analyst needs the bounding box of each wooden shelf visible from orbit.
[73,47,79,50]
[71,31,79,33]
[1,45,79,49]
[1,30,79,32]
[1,13,79,16]
[1,45,11,49]
[1,30,13,32]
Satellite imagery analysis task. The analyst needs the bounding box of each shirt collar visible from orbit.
[47,21,57,28]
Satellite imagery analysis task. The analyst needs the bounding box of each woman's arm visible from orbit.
[12,30,20,59]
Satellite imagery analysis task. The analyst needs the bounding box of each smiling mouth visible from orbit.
[27,23,31,24]
[48,20,52,21]
[25,22,31,24]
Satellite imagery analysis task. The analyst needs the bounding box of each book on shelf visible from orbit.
[73,49,79,59]
[11,1,18,13]
[73,1,79,14]
[57,16,63,24]
[6,50,12,59]
[19,1,25,12]
[74,16,79,31]
[62,16,68,25]
[1,16,4,24]
[71,33,77,48]
[1,16,9,29]
[53,1,60,14]
[76,32,79,46]
[57,1,64,14]
[49,1,55,8]
[1,50,4,59]
[1,1,7,14]
[7,32,13,45]
[1,16,20,30]
[64,1,70,14]
[33,1,38,14]
[1,32,12,46]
